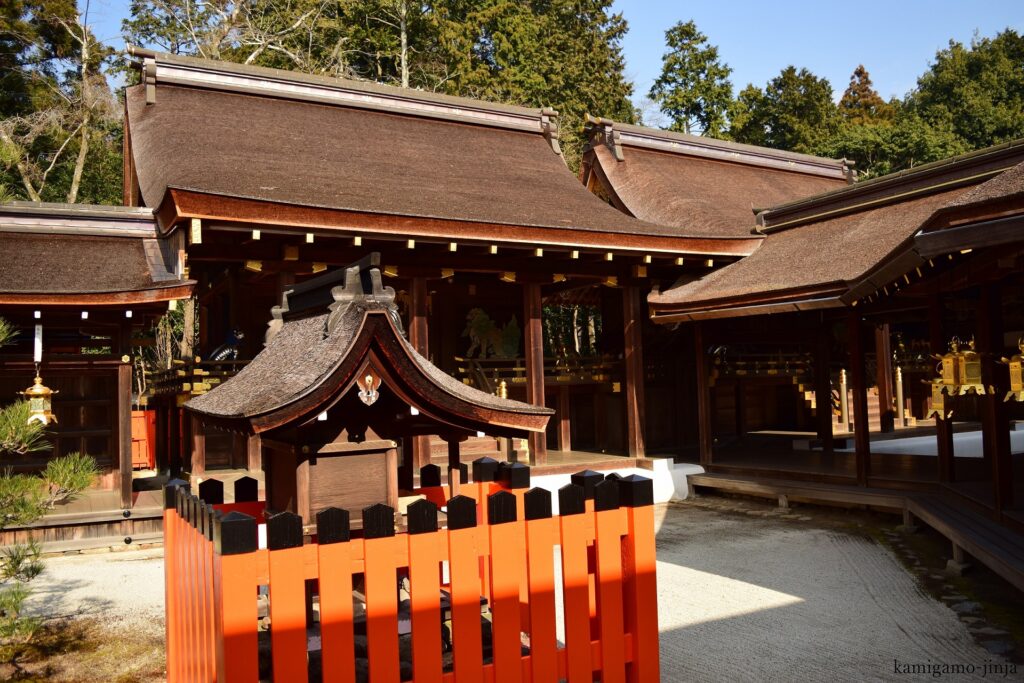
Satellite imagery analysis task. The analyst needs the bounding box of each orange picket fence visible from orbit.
[163,461,660,682]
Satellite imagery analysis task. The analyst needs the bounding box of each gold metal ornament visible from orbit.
[23,374,57,426]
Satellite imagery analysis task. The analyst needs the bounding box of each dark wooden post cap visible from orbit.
[501,462,530,489]
[487,490,517,525]
[524,487,552,520]
[164,479,189,509]
[214,511,257,555]
[570,470,604,500]
[316,507,350,544]
[234,476,259,503]
[362,503,396,539]
[558,483,586,516]
[446,495,477,530]
[198,478,225,505]
[267,511,304,550]
[407,499,439,535]
[472,456,500,482]
[420,463,442,488]
[594,479,620,512]
[617,474,654,507]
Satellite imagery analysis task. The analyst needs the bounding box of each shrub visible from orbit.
[41,452,98,508]
[0,402,50,458]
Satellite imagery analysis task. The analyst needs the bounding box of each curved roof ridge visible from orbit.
[759,138,1024,233]
[126,47,560,146]
[584,116,850,179]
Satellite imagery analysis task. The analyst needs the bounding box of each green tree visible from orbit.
[909,29,1024,149]
[838,65,894,125]
[0,2,121,203]
[648,20,733,136]
[728,66,839,153]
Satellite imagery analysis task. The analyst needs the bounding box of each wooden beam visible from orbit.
[622,286,646,458]
[977,283,1013,512]
[190,413,206,476]
[557,386,571,452]
[168,406,181,475]
[848,311,871,486]
[814,324,834,454]
[929,293,955,482]
[410,277,432,474]
[874,323,895,432]
[247,434,262,473]
[523,282,547,465]
[694,322,713,467]
[117,363,133,509]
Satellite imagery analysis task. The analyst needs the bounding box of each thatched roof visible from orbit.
[187,254,551,434]
[648,141,1024,321]
[582,119,850,238]
[124,50,753,255]
[0,202,192,304]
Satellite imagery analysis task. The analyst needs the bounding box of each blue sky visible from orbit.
[85,0,1022,111]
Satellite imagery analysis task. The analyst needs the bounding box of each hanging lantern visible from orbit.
[23,374,58,426]
[1001,338,1024,402]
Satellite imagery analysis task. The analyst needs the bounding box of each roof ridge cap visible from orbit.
[127,46,561,148]
[584,116,850,180]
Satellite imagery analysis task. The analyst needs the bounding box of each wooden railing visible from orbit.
[455,355,623,391]
[163,463,660,682]
[147,358,249,405]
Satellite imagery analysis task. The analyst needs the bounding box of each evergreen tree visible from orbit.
[648,20,732,137]
[838,65,893,125]
[909,29,1024,149]
[727,66,838,153]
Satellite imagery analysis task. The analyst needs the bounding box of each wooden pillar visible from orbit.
[409,277,432,472]
[446,438,461,497]
[168,404,181,474]
[557,386,572,452]
[929,293,955,482]
[814,325,834,454]
[117,363,133,509]
[179,409,191,475]
[523,282,547,465]
[622,286,647,458]
[693,322,713,467]
[190,413,206,476]
[977,284,1012,511]
[874,323,895,433]
[155,403,168,472]
[848,311,871,486]
[247,434,262,472]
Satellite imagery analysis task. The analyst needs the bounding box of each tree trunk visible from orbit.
[66,111,90,204]
[399,0,409,88]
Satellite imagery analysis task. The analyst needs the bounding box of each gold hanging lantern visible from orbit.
[23,374,58,426]
[1000,338,1024,402]
[954,338,985,396]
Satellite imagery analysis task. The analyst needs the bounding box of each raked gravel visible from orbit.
[22,505,1013,682]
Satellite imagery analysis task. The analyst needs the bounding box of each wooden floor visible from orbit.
[690,471,1024,594]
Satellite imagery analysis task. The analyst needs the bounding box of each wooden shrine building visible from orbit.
[119,47,755,475]
[187,253,550,523]
[0,202,193,512]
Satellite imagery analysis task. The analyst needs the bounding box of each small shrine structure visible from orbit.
[186,254,552,523]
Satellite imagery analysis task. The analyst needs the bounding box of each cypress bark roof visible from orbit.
[0,202,192,302]
[187,255,551,433]
[648,142,1024,320]
[123,51,716,242]
[582,119,850,238]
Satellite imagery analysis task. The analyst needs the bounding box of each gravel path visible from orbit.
[21,505,1013,682]
[654,503,1011,682]
[27,546,165,635]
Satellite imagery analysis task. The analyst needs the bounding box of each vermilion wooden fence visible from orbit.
[163,462,660,682]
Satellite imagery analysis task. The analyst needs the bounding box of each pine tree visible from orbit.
[838,65,893,125]
[648,20,733,137]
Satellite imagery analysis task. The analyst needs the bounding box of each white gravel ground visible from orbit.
[653,504,1012,682]
[23,505,1013,682]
